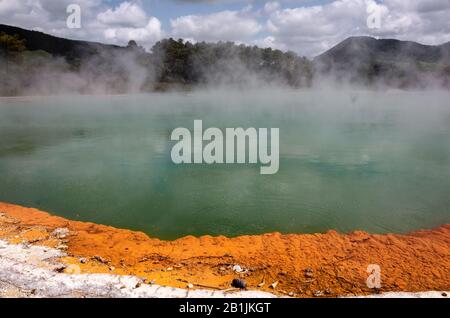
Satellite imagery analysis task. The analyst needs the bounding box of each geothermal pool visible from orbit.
[0,90,449,239]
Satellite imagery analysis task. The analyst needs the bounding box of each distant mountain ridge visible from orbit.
[315,36,450,68]
[3,24,449,67]
[3,24,449,69]
[314,36,450,87]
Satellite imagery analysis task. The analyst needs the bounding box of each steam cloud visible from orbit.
[1,34,449,96]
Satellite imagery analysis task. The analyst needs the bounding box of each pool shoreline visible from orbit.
[0,201,449,298]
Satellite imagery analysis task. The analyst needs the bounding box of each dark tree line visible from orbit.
[0,26,314,95]
[150,38,313,87]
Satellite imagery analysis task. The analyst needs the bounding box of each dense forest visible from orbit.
[151,38,313,87]
[1,24,449,96]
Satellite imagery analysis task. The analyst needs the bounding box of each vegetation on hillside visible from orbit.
[315,36,450,88]
[0,24,449,95]
[0,33,313,95]
[151,38,312,87]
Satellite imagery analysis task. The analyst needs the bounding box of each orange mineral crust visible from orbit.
[0,202,449,297]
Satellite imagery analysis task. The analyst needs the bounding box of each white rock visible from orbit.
[0,239,278,298]
[232,265,243,273]
[52,228,69,239]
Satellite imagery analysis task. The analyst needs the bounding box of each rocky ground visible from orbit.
[0,239,276,298]
[0,239,447,298]
[0,202,449,298]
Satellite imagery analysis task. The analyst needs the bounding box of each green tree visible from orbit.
[0,32,26,95]
[0,32,26,57]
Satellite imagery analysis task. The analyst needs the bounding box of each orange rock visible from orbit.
[0,201,449,297]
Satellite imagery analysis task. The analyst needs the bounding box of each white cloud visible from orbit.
[253,35,286,51]
[263,0,450,57]
[0,0,449,56]
[0,0,26,15]
[97,1,148,28]
[170,9,261,42]
[264,1,280,14]
[264,0,381,56]
[103,17,163,45]
[376,0,450,45]
[0,0,162,49]
[94,2,163,48]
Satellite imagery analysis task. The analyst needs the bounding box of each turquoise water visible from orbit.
[0,89,449,239]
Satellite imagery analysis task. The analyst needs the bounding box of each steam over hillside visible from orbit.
[315,36,450,88]
[1,24,450,96]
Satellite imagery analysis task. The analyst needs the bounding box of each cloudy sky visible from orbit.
[0,0,449,56]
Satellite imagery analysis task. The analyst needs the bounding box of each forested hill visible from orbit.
[316,36,450,65]
[0,24,125,61]
[0,24,313,95]
[314,36,450,87]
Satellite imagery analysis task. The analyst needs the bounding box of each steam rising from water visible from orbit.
[2,37,448,96]
[0,47,156,96]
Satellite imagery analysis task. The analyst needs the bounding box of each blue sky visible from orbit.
[138,0,336,33]
[1,0,449,57]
